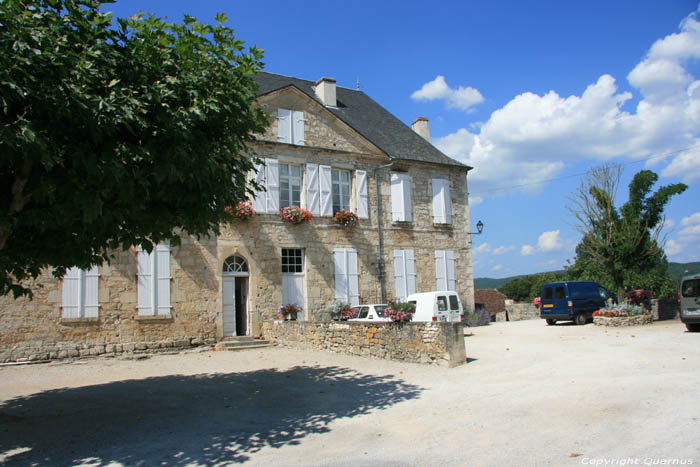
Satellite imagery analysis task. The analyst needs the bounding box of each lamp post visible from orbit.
[469,220,484,235]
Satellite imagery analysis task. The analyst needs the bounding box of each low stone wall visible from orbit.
[496,303,540,322]
[593,315,653,327]
[262,320,467,367]
[0,337,214,363]
[650,299,679,321]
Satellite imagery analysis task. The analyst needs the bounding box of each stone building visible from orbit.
[0,72,476,362]
[474,289,507,319]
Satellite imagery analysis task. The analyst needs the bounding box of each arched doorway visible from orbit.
[222,255,249,337]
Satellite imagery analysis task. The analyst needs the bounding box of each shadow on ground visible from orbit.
[0,365,422,466]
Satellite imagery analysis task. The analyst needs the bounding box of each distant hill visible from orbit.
[474,262,700,289]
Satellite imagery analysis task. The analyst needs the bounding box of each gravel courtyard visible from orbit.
[1,319,698,466]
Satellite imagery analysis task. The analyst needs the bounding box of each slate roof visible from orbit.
[254,72,470,170]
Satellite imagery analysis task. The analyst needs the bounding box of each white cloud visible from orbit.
[537,230,563,252]
[492,265,503,272]
[469,195,483,207]
[474,243,491,254]
[521,245,535,256]
[433,8,700,195]
[667,211,700,259]
[411,75,484,111]
[493,245,515,255]
[680,212,700,227]
[665,239,683,256]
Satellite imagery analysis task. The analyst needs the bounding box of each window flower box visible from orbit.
[225,201,255,221]
[279,205,312,224]
[334,209,358,227]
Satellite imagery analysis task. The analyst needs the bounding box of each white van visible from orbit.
[405,291,464,323]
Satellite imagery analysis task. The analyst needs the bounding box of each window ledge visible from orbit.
[61,317,100,325]
[135,314,173,322]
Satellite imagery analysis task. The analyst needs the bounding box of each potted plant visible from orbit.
[326,300,356,320]
[334,209,358,227]
[279,205,312,224]
[385,300,415,323]
[278,303,302,320]
[225,201,255,221]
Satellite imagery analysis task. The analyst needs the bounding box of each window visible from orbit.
[137,243,171,316]
[682,279,699,297]
[393,249,416,301]
[334,247,359,306]
[277,108,305,145]
[449,295,460,311]
[332,169,351,214]
[435,250,456,291]
[307,165,368,218]
[391,173,412,222]
[282,249,304,314]
[356,306,369,319]
[555,286,566,300]
[432,178,452,224]
[542,287,553,300]
[375,305,387,317]
[282,248,303,273]
[280,163,302,208]
[437,296,448,312]
[62,266,99,318]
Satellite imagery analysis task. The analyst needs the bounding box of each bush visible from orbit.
[593,303,649,318]
[385,300,415,323]
[464,308,491,327]
[325,300,355,320]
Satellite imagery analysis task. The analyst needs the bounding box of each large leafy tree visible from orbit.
[567,164,686,299]
[1,0,268,297]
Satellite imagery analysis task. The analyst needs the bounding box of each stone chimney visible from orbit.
[412,117,430,142]
[315,77,337,107]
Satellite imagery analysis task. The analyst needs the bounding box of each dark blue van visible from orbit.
[540,281,614,325]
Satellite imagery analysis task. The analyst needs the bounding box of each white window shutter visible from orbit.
[403,175,413,222]
[292,111,305,145]
[62,267,82,318]
[155,243,171,315]
[347,249,359,306]
[266,158,279,213]
[405,249,417,297]
[333,248,347,301]
[393,250,406,301]
[282,275,304,309]
[432,178,445,224]
[444,181,453,224]
[320,165,333,217]
[250,162,266,214]
[305,163,320,216]
[137,249,153,316]
[84,266,99,318]
[435,250,447,291]
[446,250,456,291]
[391,173,403,222]
[277,108,291,143]
[356,170,368,219]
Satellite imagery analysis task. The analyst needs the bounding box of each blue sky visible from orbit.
[104,0,700,278]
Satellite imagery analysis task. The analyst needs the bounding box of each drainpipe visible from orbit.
[373,162,393,303]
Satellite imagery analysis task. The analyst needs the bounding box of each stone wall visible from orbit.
[502,303,540,321]
[651,298,679,321]
[593,315,653,327]
[262,320,467,367]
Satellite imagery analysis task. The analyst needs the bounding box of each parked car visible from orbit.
[540,281,615,326]
[348,304,390,322]
[405,291,464,323]
[679,274,700,332]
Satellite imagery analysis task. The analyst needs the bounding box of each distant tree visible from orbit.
[498,271,568,302]
[567,164,686,299]
[0,0,268,297]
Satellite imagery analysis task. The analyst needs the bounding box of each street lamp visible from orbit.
[470,220,484,235]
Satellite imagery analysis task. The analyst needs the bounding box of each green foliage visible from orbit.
[498,271,569,302]
[567,165,686,300]
[0,0,269,296]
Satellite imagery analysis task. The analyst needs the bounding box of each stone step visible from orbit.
[215,337,273,351]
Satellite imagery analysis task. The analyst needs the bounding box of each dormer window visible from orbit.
[278,108,305,145]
